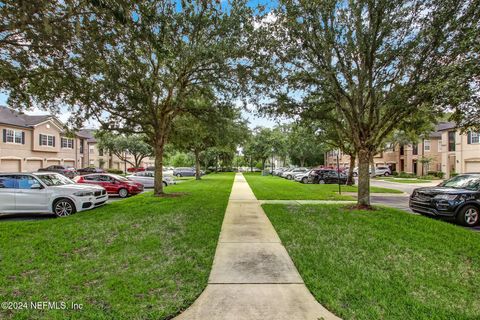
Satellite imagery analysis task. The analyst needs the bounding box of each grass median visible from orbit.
[0,173,235,320]
[263,203,480,319]
[243,172,401,200]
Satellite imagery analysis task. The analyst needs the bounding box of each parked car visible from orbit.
[352,166,391,177]
[309,169,348,184]
[73,173,144,198]
[281,168,309,180]
[0,172,107,217]
[126,171,175,188]
[77,167,105,175]
[173,167,200,177]
[38,165,77,179]
[127,167,145,173]
[409,174,480,227]
[294,170,313,184]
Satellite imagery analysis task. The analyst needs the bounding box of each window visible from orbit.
[79,139,84,154]
[16,175,41,189]
[3,129,24,144]
[448,131,456,151]
[424,140,431,152]
[39,134,55,147]
[0,176,16,188]
[471,132,479,144]
[99,148,104,156]
[61,137,74,149]
[412,143,418,155]
[89,147,95,154]
[438,140,442,152]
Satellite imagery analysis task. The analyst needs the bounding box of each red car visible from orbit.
[73,173,144,198]
[127,167,145,173]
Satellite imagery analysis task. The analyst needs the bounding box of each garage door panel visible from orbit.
[64,161,75,168]
[465,161,480,173]
[25,160,43,172]
[0,159,21,172]
[46,160,61,166]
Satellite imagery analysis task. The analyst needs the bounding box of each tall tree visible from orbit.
[251,0,477,207]
[170,101,247,180]
[3,0,252,196]
[95,132,153,169]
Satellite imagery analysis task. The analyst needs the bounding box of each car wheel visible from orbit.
[319,179,325,184]
[384,172,390,176]
[353,172,358,177]
[456,205,479,227]
[302,177,308,184]
[118,188,129,198]
[53,199,76,217]
[176,173,182,178]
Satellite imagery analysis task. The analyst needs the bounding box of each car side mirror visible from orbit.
[31,183,42,190]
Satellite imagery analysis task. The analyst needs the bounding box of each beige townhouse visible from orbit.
[438,123,480,177]
[324,122,480,178]
[0,106,86,172]
[0,106,155,173]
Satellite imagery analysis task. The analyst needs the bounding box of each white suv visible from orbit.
[0,172,108,217]
[353,166,392,177]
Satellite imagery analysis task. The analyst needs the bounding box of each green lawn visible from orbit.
[375,177,434,183]
[243,173,402,200]
[263,204,480,320]
[0,173,235,320]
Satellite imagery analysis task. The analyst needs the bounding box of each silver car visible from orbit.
[127,171,175,188]
[0,172,108,217]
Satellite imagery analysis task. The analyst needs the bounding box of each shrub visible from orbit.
[107,169,123,174]
[392,171,399,176]
[419,175,436,180]
[427,171,445,179]
[398,172,416,178]
[450,172,459,177]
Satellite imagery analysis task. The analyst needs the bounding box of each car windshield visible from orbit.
[36,173,74,186]
[439,175,480,191]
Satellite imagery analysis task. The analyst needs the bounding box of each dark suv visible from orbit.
[308,169,347,184]
[409,174,480,227]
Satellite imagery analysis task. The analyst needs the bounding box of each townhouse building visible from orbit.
[0,106,154,172]
[325,122,480,178]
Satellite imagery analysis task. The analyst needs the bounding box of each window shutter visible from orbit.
[52,136,56,147]
[21,132,25,144]
[467,132,472,144]
[39,134,43,146]
[2,129,6,143]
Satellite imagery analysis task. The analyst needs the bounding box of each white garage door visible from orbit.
[25,160,43,172]
[64,161,75,168]
[465,161,480,173]
[0,159,21,172]
[47,160,61,166]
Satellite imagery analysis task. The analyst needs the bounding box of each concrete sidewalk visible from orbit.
[175,173,340,320]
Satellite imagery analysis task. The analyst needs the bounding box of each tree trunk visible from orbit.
[154,141,165,196]
[262,158,266,171]
[347,153,356,185]
[194,149,201,180]
[357,149,372,208]
[300,158,305,167]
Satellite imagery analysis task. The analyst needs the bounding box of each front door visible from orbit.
[413,160,418,175]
